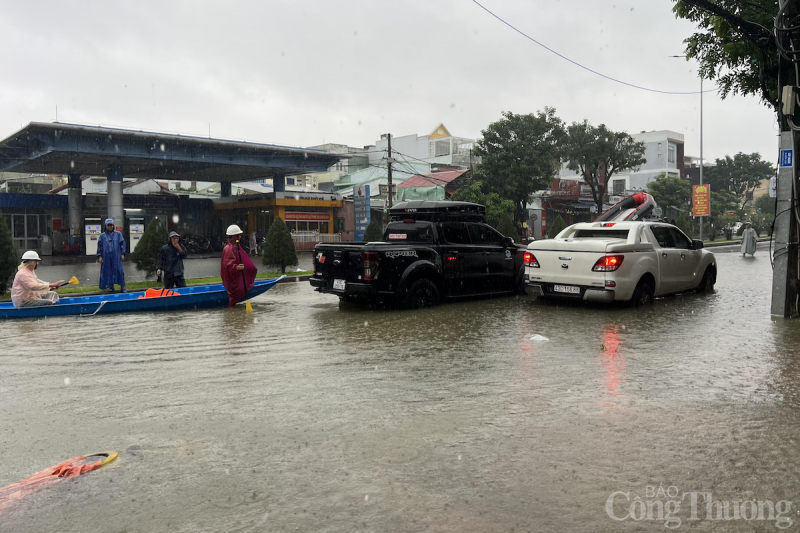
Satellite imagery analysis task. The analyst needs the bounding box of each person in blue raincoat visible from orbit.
[97,218,127,292]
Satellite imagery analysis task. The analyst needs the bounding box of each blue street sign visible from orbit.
[780,149,793,167]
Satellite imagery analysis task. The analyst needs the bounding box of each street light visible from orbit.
[670,55,704,241]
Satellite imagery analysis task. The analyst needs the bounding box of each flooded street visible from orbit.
[1,242,799,532]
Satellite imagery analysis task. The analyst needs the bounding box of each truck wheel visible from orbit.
[630,281,654,307]
[697,268,715,293]
[404,279,440,309]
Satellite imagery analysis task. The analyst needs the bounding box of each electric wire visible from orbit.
[471,0,718,95]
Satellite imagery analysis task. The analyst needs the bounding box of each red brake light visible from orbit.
[524,252,539,268]
[602,223,616,227]
[592,255,624,272]
[363,252,379,279]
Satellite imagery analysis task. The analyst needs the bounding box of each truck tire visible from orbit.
[697,268,715,293]
[515,267,526,295]
[404,279,440,309]
[630,281,654,307]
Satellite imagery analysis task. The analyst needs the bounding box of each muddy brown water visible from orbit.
[1,242,797,532]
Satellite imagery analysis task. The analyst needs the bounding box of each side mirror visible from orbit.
[503,236,515,247]
[691,239,704,249]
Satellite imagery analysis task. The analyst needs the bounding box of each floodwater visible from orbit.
[1,242,798,532]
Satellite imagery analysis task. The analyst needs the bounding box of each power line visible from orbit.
[471,0,718,95]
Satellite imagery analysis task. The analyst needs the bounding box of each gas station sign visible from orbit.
[692,184,710,217]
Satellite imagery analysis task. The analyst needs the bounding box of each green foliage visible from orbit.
[647,174,692,214]
[262,217,298,274]
[450,180,514,225]
[473,108,565,222]
[676,214,693,238]
[717,214,738,240]
[672,1,780,106]
[0,213,18,293]
[703,153,773,206]
[753,212,772,236]
[496,213,518,240]
[130,217,168,279]
[563,121,646,214]
[364,219,384,242]
[754,193,776,215]
[547,214,567,239]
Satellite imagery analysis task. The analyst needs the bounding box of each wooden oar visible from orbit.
[55,276,80,289]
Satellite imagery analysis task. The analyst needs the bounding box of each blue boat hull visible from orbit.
[0,277,285,319]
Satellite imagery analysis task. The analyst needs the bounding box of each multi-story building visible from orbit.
[364,123,477,170]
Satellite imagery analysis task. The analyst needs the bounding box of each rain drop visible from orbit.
[296,325,300,331]
[70,161,75,168]
[172,214,179,224]
[64,377,70,385]
[458,455,462,460]
[364,495,369,502]
[160,143,165,151]
[364,321,368,326]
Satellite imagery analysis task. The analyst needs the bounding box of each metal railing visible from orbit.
[291,232,342,250]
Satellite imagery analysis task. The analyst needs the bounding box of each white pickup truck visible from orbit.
[523,220,717,306]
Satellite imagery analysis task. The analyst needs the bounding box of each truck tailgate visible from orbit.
[529,248,607,288]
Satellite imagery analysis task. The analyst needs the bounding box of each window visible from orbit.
[613,179,625,195]
[668,145,675,163]
[384,223,434,243]
[441,222,471,244]
[468,223,503,246]
[573,229,629,239]
[668,227,691,249]
[649,226,675,248]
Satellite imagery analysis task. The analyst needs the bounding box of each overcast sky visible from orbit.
[0,0,779,166]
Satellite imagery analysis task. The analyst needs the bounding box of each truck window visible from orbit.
[668,227,691,249]
[441,222,471,244]
[468,223,504,246]
[384,223,435,243]
[649,226,675,248]
[572,229,629,239]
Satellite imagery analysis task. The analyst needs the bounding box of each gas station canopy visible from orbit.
[0,122,346,181]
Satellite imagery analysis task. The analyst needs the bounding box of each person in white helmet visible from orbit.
[11,251,65,308]
[221,224,257,307]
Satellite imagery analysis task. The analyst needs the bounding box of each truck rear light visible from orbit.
[523,252,539,268]
[592,255,624,272]
[363,252,379,279]
[605,280,616,288]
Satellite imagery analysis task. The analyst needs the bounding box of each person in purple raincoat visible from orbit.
[97,218,127,292]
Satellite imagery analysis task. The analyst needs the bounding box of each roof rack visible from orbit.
[388,201,486,222]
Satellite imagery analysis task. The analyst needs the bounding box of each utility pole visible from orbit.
[387,134,393,209]
[699,75,704,241]
[772,0,800,317]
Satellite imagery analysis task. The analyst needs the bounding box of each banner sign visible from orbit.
[284,212,330,221]
[692,184,711,217]
[354,185,371,242]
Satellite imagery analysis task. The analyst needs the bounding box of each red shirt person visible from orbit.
[220,225,257,307]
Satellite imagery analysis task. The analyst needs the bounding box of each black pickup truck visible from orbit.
[309,201,528,308]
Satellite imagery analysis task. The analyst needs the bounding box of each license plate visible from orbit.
[553,284,580,294]
[333,279,346,290]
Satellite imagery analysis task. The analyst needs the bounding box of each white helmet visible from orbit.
[21,251,41,261]
[226,224,243,236]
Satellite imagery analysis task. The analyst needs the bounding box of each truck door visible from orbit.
[468,223,514,292]
[648,225,681,294]
[440,222,479,295]
[667,226,703,291]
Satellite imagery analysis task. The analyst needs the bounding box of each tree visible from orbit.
[702,152,773,207]
[130,217,168,279]
[673,0,781,106]
[676,214,693,237]
[262,217,298,274]
[646,174,692,215]
[363,219,384,242]
[473,108,565,223]
[496,213,518,240]
[450,180,515,225]
[755,193,776,215]
[563,121,647,214]
[547,214,567,239]
[0,213,17,293]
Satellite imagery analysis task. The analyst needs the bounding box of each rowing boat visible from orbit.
[0,276,285,319]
